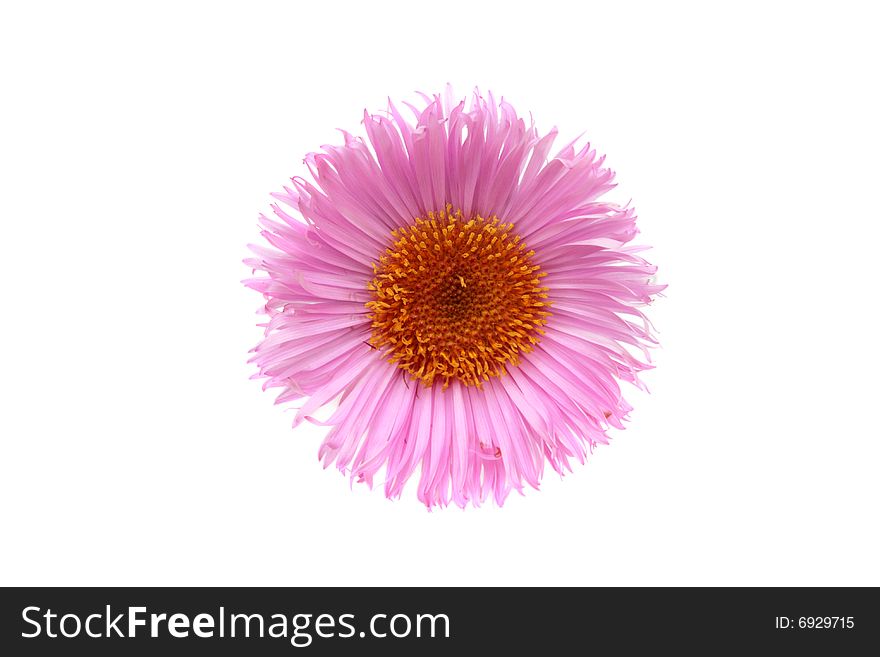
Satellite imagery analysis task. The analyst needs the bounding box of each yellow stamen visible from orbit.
[365,205,551,388]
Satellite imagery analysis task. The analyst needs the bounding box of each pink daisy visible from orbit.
[245,89,663,508]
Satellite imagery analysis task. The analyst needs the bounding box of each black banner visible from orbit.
[1,587,876,654]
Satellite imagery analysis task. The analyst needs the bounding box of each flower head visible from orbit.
[246,89,663,508]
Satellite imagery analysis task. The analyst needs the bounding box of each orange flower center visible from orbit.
[366,205,550,387]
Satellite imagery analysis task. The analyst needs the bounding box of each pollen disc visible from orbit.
[366,205,551,387]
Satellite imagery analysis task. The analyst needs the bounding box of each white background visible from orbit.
[2,1,878,586]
